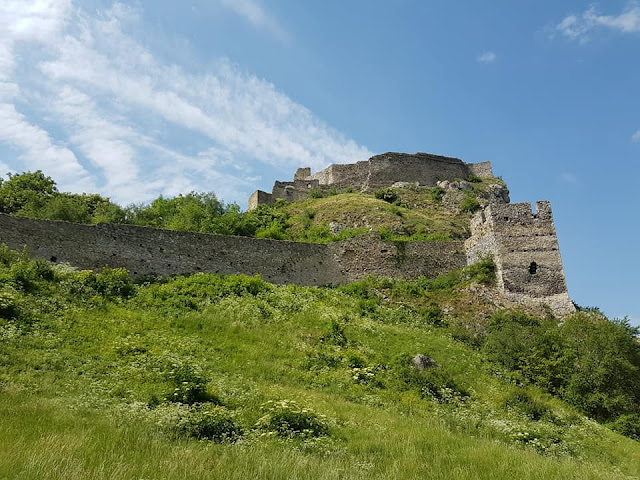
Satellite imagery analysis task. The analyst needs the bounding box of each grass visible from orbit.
[0,253,639,479]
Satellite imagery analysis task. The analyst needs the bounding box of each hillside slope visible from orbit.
[1,249,639,479]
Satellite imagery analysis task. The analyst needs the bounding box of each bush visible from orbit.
[321,319,348,347]
[394,354,469,404]
[610,414,640,440]
[460,194,481,213]
[429,186,445,202]
[10,258,55,291]
[0,289,19,319]
[421,305,444,326]
[94,268,135,298]
[504,390,551,421]
[165,363,219,405]
[174,406,243,442]
[374,188,398,204]
[308,189,323,199]
[467,174,482,183]
[257,400,329,438]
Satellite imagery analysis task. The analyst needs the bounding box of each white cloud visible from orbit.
[217,0,289,43]
[0,103,92,191]
[555,3,640,42]
[632,130,640,142]
[0,1,371,205]
[477,51,497,63]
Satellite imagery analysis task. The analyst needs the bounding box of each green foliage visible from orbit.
[504,390,551,421]
[136,273,270,311]
[173,405,243,442]
[257,400,330,438]
[467,175,482,183]
[559,315,640,421]
[429,186,446,202]
[0,288,19,319]
[610,414,640,441]
[460,194,481,213]
[0,171,57,214]
[308,189,324,199]
[320,319,348,347]
[165,363,218,405]
[1,244,640,477]
[394,354,469,404]
[421,305,444,326]
[374,188,398,204]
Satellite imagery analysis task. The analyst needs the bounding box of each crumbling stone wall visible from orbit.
[248,152,494,210]
[330,234,466,281]
[0,214,464,286]
[465,201,574,315]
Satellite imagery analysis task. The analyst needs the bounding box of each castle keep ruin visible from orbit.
[0,151,575,315]
[249,152,493,209]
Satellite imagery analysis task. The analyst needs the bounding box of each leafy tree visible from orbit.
[0,171,57,214]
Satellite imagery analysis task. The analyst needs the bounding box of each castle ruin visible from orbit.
[0,151,575,315]
[249,152,493,209]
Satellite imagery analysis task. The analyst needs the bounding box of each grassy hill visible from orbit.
[1,248,639,479]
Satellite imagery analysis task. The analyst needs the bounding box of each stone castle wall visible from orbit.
[0,214,465,286]
[249,152,494,210]
[465,201,574,315]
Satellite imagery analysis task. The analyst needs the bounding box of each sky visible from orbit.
[1,1,639,323]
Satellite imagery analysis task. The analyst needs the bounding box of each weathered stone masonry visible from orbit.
[0,215,466,285]
[465,201,574,315]
[249,152,493,210]
[0,151,575,315]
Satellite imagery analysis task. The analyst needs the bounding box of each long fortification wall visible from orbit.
[0,215,465,285]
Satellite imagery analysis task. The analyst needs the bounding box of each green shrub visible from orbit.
[460,194,481,213]
[394,354,469,404]
[0,288,19,319]
[610,414,640,440]
[0,244,21,267]
[94,268,135,298]
[321,319,348,347]
[504,390,551,421]
[174,405,243,442]
[429,186,445,202]
[308,189,323,199]
[421,305,444,326]
[467,174,482,183]
[328,188,339,196]
[257,400,329,438]
[374,188,398,204]
[464,257,496,285]
[10,258,55,291]
[165,363,219,405]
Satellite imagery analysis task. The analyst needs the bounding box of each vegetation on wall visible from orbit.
[0,171,497,244]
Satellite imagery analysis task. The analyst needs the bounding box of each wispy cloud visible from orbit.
[0,1,371,205]
[217,0,289,43]
[554,3,640,42]
[560,172,580,185]
[477,51,497,63]
[632,130,640,142]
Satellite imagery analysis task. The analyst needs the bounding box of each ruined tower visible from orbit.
[465,201,575,315]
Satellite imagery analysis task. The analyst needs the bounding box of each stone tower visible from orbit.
[465,201,575,315]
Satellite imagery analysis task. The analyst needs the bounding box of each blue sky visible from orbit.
[1,1,639,322]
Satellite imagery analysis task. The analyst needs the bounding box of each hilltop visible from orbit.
[0,166,639,478]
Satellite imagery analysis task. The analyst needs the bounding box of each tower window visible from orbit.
[529,261,537,275]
